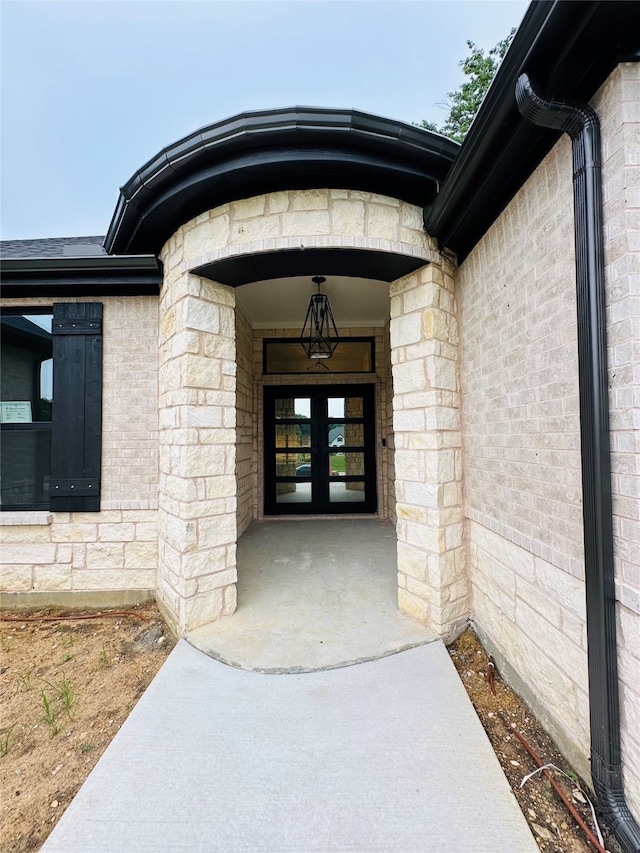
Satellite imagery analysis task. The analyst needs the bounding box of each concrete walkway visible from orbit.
[42,520,537,852]
[42,641,536,852]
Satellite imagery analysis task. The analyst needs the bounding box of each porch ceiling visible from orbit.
[235,274,391,329]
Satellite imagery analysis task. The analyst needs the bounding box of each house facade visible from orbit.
[1,1,639,848]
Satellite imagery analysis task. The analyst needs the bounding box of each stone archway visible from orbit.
[155,189,467,639]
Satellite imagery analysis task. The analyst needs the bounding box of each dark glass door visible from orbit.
[264,385,377,515]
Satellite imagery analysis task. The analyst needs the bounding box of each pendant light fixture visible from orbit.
[300,276,339,359]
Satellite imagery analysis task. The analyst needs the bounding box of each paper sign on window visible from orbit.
[0,402,33,423]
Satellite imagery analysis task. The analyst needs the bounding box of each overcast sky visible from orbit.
[1,0,528,241]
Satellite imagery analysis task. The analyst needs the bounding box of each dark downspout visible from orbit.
[515,73,640,853]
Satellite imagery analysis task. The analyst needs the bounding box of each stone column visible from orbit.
[157,258,237,634]
[390,261,467,637]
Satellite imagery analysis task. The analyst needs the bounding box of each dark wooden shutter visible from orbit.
[50,303,102,512]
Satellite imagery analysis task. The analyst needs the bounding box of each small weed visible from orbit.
[41,674,76,721]
[58,674,76,720]
[0,724,16,755]
[98,643,112,669]
[58,653,74,664]
[61,633,74,647]
[81,742,95,755]
[41,690,60,737]
[0,634,12,653]
[16,670,33,691]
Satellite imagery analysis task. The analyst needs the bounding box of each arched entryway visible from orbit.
[104,109,467,640]
[154,190,465,640]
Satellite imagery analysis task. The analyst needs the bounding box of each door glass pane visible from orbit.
[276,483,312,504]
[329,481,366,503]
[328,424,345,448]
[275,398,310,420]
[275,452,311,476]
[330,451,364,477]
[327,397,344,419]
[328,396,364,420]
[276,424,311,449]
[0,430,51,505]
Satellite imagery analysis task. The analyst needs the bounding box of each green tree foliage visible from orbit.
[421,30,515,143]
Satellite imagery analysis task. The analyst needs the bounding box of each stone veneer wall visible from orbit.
[156,247,237,633]
[157,187,463,634]
[390,259,466,637]
[458,63,640,817]
[0,296,159,599]
[235,304,254,536]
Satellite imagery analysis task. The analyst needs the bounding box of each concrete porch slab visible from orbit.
[187,520,436,672]
[41,639,537,853]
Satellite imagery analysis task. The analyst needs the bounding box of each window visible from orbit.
[0,303,103,511]
[0,311,53,508]
[263,337,374,374]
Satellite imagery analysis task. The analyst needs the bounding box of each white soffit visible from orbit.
[235,276,391,329]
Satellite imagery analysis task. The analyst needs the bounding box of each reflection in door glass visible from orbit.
[275,398,310,419]
[328,398,344,419]
[328,396,364,419]
[276,482,312,503]
[330,452,364,477]
[329,481,366,502]
[328,424,345,447]
[275,452,311,475]
[276,424,311,449]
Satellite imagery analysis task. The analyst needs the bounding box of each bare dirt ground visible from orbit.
[0,603,175,853]
[449,629,622,853]
[0,609,623,853]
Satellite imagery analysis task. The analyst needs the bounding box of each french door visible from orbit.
[264,385,377,515]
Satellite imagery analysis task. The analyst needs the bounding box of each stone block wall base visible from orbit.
[398,587,430,626]
[157,582,238,637]
[398,587,469,641]
[0,589,155,612]
[473,620,592,788]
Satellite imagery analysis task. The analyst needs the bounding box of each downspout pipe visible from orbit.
[515,72,640,853]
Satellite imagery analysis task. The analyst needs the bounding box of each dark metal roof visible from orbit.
[104,107,459,256]
[425,0,640,262]
[0,236,106,259]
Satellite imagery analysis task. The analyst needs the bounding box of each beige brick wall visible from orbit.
[381,322,396,524]
[458,64,640,815]
[459,129,591,780]
[235,304,254,535]
[0,296,159,595]
[595,61,640,815]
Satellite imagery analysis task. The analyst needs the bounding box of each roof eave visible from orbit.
[0,254,162,297]
[425,0,636,262]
